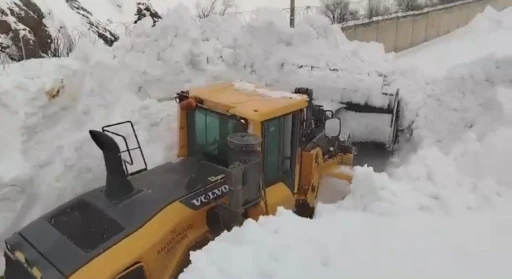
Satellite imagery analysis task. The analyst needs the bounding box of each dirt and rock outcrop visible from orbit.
[65,0,119,47]
[0,0,163,62]
[0,0,53,62]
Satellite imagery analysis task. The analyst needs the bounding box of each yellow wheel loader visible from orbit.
[2,81,402,279]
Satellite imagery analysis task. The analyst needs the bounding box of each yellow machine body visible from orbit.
[3,81,355,279]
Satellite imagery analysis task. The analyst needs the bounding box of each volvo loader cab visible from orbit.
[3,81,357,279]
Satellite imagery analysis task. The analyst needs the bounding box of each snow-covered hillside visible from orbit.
[1,2,512,278]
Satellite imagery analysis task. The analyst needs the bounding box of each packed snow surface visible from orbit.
[1,3,512,278]
[233,80,307,99]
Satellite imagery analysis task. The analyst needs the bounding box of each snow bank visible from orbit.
[0,56,177,242]
[233,80,306,99]
[320,7,512,217]
[102,5,392,105]
[395,6,512,77]
[0,4,389,240]
[180,208,512,279]
[179,7,512,279]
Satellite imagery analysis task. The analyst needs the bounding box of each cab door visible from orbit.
[261,111,301,193]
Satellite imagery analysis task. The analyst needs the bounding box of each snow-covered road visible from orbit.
[1,4,511,278]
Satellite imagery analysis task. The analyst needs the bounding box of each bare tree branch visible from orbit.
[396,0,426,12]
[195,0,219,19]
[366,0,390,19]
[218,0,235,16]
[319,0,357,24]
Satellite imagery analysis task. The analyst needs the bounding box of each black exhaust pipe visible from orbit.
[89,130,134,202]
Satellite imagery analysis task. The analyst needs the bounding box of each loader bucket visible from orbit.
[334,90,402,172]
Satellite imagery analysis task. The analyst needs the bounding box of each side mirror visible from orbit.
[324,117,341,138]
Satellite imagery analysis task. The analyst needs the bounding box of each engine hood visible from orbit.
[7,155,229,277]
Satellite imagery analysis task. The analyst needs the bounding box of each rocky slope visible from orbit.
[0,0,161,62]
[0,0,53,62]
[65,0,119,46]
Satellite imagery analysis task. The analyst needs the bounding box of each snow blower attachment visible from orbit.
[333,80,403,172]
[337,90,401,151]
[3,81,389,279]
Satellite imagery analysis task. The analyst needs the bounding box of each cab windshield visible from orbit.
[187,107,246,166]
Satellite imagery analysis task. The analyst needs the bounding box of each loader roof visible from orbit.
[187,81,309,120]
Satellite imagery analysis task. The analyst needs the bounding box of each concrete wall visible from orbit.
[341,0,512,53]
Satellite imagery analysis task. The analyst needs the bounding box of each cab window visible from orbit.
[116,263,146,279]
[187,107,246,167]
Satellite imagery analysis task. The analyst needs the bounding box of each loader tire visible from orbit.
[294,200,315,218]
